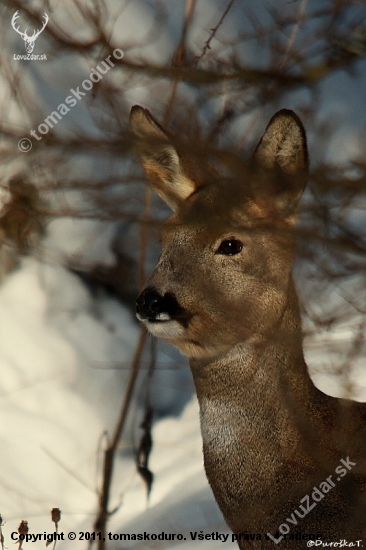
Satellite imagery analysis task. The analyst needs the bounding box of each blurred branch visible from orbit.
[279,0,308,71]
[165,0,197,122]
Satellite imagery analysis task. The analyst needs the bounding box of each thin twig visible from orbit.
[93,183,152,548]
[196,0,236,64]
[0,515,5,550]
[94,326,147,550]
[165,0,197,123]
[238,0,308,151]
[139,186,152,291]
[173,0,197,67]
[237,107,264,152]
[279,0,308,71]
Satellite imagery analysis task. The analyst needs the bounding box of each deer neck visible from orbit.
[190,279,314,407]
[188,278,327,462]
[188,279,328,531]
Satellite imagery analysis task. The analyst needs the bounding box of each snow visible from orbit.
[1,0,366,548]
[0,260,125,527]
[0,256,231,548]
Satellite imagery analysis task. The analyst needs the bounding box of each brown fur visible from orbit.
[130,106,366,548]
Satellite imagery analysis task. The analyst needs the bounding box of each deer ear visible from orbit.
[129,106,197,210]
[253,109,308,211]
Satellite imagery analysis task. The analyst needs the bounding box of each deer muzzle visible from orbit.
[136,287,186,322]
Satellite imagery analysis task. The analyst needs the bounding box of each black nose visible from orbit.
[136,287,183,321]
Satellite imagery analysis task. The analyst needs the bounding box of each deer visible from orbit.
[130,105,366,548]
[11,10,48,54]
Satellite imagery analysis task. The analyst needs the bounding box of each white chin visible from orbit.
[143,319,185,339]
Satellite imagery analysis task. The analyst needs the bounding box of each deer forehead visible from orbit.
[160,211,275,253]
[161,182,267,241]
[161,218,242,250]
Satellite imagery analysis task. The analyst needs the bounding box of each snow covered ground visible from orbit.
[0,254,235,548]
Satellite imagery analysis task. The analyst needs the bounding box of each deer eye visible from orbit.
[215,239,243,256]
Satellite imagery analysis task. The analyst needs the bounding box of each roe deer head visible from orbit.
[130,106,366,548]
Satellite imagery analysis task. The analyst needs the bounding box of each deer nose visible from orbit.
[136,287,163,320]
[136,287,182,321]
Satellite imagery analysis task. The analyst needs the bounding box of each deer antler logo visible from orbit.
[11,11,49,54]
